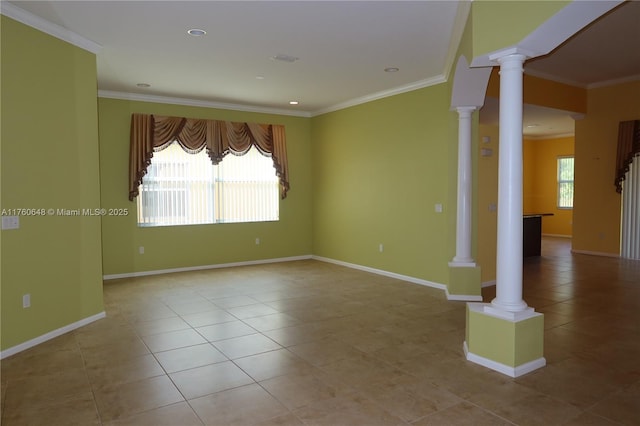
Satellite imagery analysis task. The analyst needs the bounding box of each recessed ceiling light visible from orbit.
[136,83,151,88]
[187,29,207,36]
[256,75,265,80]
[271,54,299,63]
[289,101,299,105]
[384,67,399,73]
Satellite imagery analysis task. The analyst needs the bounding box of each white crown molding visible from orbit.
[524,132,575,141]
[442,1,472,80]
[525,68,640,92]
[101,74,448,119]
[311,75,447,117]
[587,74,640,90]
[524,68,587,88]
[0,2,101,53]
[525,65,640,92]
[97,91,312,118]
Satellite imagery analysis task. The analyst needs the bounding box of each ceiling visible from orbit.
[4,0,640,137]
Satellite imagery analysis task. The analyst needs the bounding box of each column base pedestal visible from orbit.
[464,302,545,377]
[447,265,482,301]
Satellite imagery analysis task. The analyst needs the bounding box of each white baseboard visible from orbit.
[0,311,106,360]
[481,280,496,288]
[311,255,447,291]
[571,249,619,258]
[103,255,313,280]
[445,289,483,301]
[463,341,546,378]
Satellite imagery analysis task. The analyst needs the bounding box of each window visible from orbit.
[137,143,279,226]
[557,156,574,209]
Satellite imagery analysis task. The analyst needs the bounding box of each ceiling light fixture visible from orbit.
[384,67,399,73]
[289,101,299,105]
[136,83,151,88]
[271,54,299,63]
[187,28,207,36]
[256,75,265,80]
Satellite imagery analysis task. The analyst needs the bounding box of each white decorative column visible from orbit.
[447,55,490,302]
[451,106,477,266]
[489,53,529,316]
[447,105,482,301]
[464,51,545,378]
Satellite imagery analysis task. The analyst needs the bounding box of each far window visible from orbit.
[137,143,279,226]
[557,156,574,209]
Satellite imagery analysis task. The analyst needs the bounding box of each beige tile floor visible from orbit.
[1,237,639,425]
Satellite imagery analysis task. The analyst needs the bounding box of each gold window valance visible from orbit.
[129,113,289,201]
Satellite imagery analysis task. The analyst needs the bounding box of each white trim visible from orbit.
[483,305,538,321]
[310,75,447,117]
[525,133,575,141]
[0,2,101,54]
[103,255,313,280]
[99,73,449,119]
[311,255,447,291]
[481,280,496,288]
[525,70,640,91]
[524,68,586,89]
[587,74,640,89]
[463,341,546,378]
[468,301,541,322]
[445,290,482,302]
[448,261,477,268]
[441,1,472,82]
[488,46,539,63]
[571,249,619,258]
[97,91,311,118]
[0,312,106,360]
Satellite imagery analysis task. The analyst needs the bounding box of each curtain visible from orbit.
[129,114,289,201]
[614,119,640,193]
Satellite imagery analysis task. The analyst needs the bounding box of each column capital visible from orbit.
[489,46,536,63]
[456,106,477,116]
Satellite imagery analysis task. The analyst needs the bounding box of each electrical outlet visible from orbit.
[255,238,260,245]
[435,203,443,213]
[379,243,384,253]
[139,246,145,254]
[23,294,31,308]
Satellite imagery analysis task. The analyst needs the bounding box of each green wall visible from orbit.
[98,98,313,276]
[471,0,569,58]
[310,85,456,284]
[1,17,104,350]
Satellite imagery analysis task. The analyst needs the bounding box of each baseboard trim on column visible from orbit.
[463,341,546,378]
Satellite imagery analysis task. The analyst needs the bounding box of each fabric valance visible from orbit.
[129,113,289,200]
[614,120,640,193]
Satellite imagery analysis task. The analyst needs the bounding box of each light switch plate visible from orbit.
[2,216,19,230]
